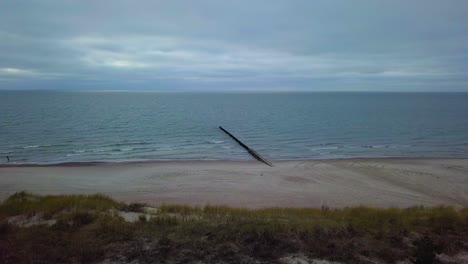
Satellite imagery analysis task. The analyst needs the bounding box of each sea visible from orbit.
[0,91,467,164]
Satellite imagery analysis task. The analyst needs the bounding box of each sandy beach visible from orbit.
[0,158,467,208]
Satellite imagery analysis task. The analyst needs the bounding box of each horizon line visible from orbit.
[1,89,468,93]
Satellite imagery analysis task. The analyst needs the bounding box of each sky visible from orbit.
[1,0,467,91]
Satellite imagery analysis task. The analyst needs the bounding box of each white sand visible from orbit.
[0,158,467,208]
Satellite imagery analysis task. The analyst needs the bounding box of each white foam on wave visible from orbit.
[207,140,225,144]
[121,147,133,151]
[310,146,339,151]
[22,144,61,149]
[23,145,39,149]
[383,145,410,148]
[88,146,153,154]
[91,148,109,153]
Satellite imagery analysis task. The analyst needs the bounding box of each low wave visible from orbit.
[207,140,225,144]
[9,139,468,164]
[100,141,153,148]
[91,147,130,153]
[23,144,65,149]
[319,142,339,146]
[110,152,125,155]
[310,145,412,151]
[65,146,145,157]
[310,146,339,151]
[23,145,39,149]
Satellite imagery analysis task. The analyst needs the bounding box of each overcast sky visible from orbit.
[1,0,467,91]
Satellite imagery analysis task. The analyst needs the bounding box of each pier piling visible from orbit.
[219,126,273,167]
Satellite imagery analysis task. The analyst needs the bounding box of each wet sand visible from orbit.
[0,158,467,208]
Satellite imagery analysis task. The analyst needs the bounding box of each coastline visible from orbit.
[2,155,468,167]
[1,157,467,208]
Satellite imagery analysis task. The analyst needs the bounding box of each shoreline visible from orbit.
[2,156,468,167]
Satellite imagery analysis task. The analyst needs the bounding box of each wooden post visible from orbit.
[219,126,273,167]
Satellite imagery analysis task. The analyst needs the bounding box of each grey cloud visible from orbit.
[1,0,467,91]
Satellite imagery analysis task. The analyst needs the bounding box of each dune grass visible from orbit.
[159,204,468,234]
[1,192,467,263]
[0,191,123,219]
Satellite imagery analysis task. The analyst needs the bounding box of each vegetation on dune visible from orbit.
[1,192,467,263]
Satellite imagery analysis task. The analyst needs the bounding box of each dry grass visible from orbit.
[0,191,122,219]
[1,192,467,263]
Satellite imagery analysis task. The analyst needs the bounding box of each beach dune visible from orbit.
[1,158,467,208]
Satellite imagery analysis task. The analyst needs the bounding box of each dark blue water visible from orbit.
[0,91,467,164]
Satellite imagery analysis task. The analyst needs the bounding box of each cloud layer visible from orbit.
[1,0,467,91]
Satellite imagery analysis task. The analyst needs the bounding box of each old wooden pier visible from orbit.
[219,126,273,167]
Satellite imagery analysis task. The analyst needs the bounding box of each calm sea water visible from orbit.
[0,91,467,164]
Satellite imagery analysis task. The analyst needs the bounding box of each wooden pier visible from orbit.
[219,126,273,167]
